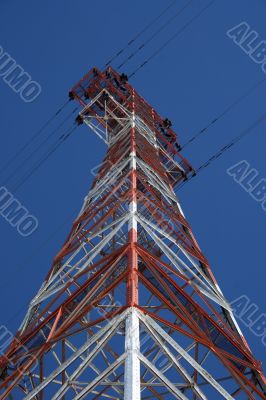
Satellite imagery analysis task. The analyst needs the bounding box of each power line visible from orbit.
[104,0,177,67]
[179,112,266,189]
[0,0,202,192]
[12,124,78,194]
[197,113,266,173]
[0,2,178,192]
[129,0,216,78]
[1,106,78,188]
[117,0,194,70]
[0,2,179,194]
[0,99,70,176]
[0,2,176,193]
[181,75,266,149]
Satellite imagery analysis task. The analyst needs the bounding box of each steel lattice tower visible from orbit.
[0,67,265,399]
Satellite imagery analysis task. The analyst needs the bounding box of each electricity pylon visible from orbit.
[0,66,265,399]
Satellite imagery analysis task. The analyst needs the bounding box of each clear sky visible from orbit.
[0,0,265,371]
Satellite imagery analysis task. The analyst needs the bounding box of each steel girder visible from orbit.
[0,67,265,399]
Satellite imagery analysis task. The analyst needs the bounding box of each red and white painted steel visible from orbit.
[0,66,265,399]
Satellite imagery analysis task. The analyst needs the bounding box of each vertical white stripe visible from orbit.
[124,308,140,400]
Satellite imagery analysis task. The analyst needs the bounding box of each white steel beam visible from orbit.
[124,308,141,400]
[24,310,129,400]
[137,309,235,400]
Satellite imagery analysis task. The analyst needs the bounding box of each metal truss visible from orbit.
[0,66,265,399]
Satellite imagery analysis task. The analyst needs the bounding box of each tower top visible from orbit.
[70,66,194,187]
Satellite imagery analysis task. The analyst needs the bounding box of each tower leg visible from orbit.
[124,308,140,400]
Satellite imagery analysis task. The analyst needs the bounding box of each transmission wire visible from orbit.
[1,107,78,188]
[129,0,216,78]
[104,0,177,67]
[117,0,194,70]
[12,124,78,194]
[178,112,266,190]
[0,99,70,176]
[181,76,266,149]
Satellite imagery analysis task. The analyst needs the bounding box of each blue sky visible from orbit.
[0,0,265,370]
